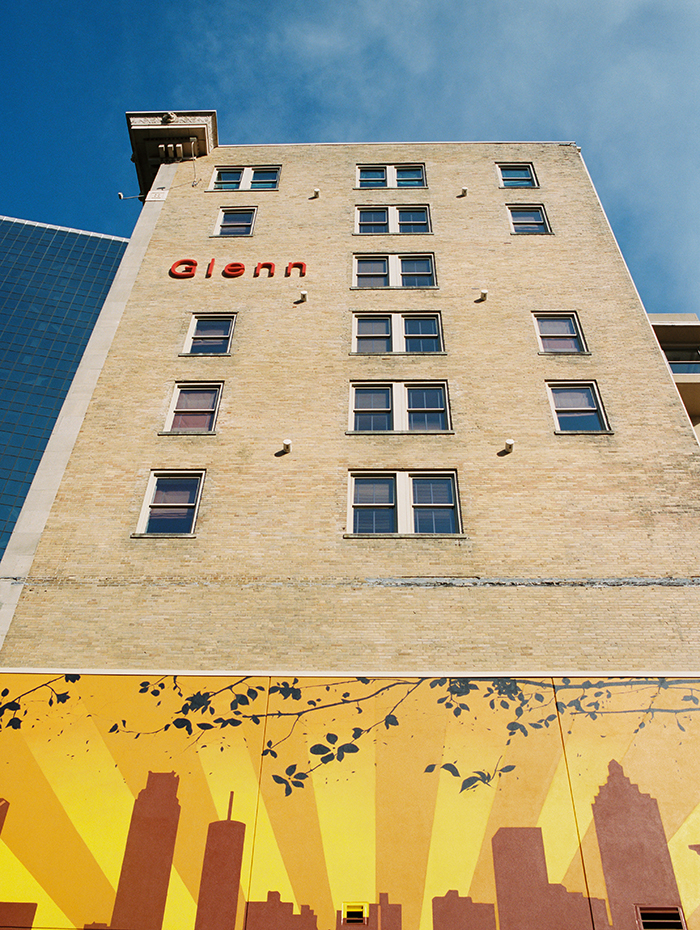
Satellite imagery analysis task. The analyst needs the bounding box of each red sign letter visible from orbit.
[254,262,275,278]
[285,262,306,277]
[222,263,245,278]
[170,259,197,278]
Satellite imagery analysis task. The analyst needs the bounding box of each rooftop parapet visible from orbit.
[126,109,218,196]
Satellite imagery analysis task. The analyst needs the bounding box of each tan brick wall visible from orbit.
[4,142,700,670]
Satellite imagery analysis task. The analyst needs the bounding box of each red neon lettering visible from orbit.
[254,262,275,278]
[206,259,215,278]
[222,263,245,278]
[170,259,197,278]
[285,262,306,277]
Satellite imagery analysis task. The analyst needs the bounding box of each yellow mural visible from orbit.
[0,675,699,930]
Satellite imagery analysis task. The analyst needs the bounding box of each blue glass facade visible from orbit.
[0,217,128,559]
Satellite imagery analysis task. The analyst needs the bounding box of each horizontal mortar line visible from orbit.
[366,576,700,588]
[4,575,700,589]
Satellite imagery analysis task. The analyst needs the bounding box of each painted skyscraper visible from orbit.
[110,771,181,930]
[195,793,246,930]
[593,760,683,930]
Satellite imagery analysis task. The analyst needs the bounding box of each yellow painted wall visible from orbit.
[0,675,697,930]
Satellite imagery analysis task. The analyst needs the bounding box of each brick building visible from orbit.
[1,108,698,671]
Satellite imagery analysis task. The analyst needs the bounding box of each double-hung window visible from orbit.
[216,208,256,236]
[508,205,551,234]
[212,167,280,190]
[164,384,222,433]
[350,472,460,535]
[351,383,449,432]
[354,254,436,288]
[182,316,235,355]
[353,314,443,353]
[498,163,537,187]
[356,206,431,234]
[534,313,587,353]
[135,472,205,536]
[548,382,610,433]
[357,165,426,188]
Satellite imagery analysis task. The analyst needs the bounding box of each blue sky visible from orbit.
[2,0,698,317]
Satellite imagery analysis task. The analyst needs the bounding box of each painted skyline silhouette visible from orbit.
[1,757,688,930]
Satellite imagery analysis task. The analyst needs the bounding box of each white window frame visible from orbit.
[134,471,205,537]
[213,207,257,237]
[356,164,427,189]
[349,382,451,433]
[546,381,611,434]
[162,383,223,435]
[355,205,432,234]
[533,312,588,354]
[498,163,538,188]
[181,314,236,356]
[353,254,437,288]
[209,166,280,191]
[352,313,444,354]
[347,471,462,536]
[508,204,551,234]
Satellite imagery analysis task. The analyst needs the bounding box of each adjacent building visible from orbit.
[0,216,127,559]
[649,313,700,433]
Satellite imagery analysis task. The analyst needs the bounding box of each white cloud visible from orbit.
[166,0,700,314]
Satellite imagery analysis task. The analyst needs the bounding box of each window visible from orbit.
[216,208,256,236]
[182,316,235,355]
[212,167,280,190]
[353,314,443,353]
[354,255,436,288]
[637,909,685,930]
[660,345,700,373]
[356,206,431,234]
[534,314,586,353]
[164,384,222,433]
[508,205,551,234]
[349,472,460,535]
[350,383,449,432]
[498,163,537,188]
[357,165,426,188]
[548,383,610,432]
[342,905,368,925]
[135,472,204,536]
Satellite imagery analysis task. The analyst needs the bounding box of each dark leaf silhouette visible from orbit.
[460,776,480,792]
